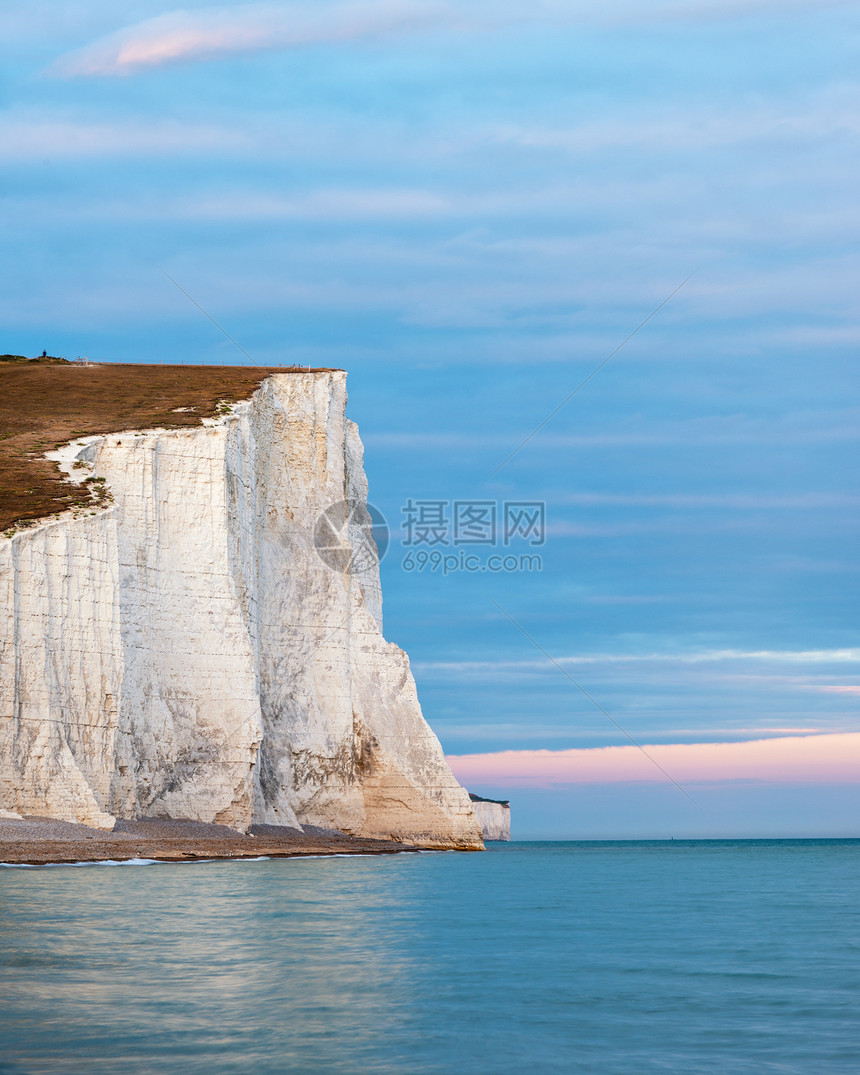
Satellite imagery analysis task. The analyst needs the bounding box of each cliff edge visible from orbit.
[0,370,482,849]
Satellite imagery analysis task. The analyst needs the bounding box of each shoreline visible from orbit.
[0,816,436,867]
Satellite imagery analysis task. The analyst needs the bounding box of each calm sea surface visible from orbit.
[1,841,859,1074]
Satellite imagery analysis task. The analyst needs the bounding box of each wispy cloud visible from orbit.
[49,2,453,77]
[554,492,860,510]
[447,731,860,787]
[48,0,848,78]
[488,95,860,155]
[185,188,451,220]
[0,115,249,158]
[417,648,860,674]
[643,0,857,23]
[365,409,860,449]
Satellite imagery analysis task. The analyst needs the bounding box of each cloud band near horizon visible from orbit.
[447,732,860,788]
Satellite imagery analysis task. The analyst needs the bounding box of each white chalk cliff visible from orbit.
[470,796,511,841]
[0,372,482,848]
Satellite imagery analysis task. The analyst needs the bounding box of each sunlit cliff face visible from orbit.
[0,372,482,848]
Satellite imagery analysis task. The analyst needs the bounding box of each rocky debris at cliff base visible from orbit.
[0,816,420,866]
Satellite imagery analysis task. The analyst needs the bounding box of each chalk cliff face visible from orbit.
[0,372,482,849]
[470,797,511,842]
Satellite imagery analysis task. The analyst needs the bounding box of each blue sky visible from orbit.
[3,1,858,836]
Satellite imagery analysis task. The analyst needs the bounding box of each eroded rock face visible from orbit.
[0,372,482,849]
[470,797,511,842]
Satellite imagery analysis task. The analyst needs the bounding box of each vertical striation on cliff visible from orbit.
[469,794,511,841]
[0,372,482,849]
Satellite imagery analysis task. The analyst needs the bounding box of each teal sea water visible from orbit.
[1,841,859,1074]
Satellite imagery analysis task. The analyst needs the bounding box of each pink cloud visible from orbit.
[49,2,451,78]
[447,732,860,788]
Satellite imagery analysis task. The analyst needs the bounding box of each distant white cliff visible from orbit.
[469,794,511,841]
[0,372,482,849]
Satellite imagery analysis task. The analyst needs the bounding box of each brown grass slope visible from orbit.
[0,361,338,532]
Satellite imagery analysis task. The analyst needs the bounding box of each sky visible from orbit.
[2,0,858,837]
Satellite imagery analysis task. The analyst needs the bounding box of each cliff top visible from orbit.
[469,793,511,807]
[0,360,340,533]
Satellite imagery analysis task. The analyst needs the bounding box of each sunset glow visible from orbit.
[447,732,860,789]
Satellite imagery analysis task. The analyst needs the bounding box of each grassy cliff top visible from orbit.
[0,360,340,533]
